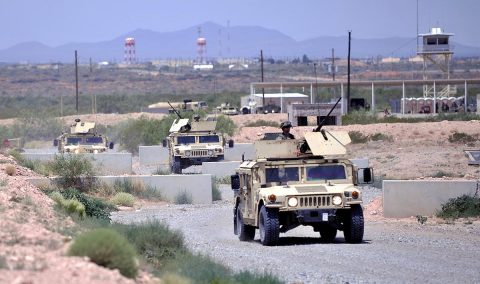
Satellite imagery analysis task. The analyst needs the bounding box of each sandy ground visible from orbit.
[0,153,155,284]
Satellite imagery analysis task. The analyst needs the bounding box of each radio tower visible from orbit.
[197,27,207,64]
[124,38,136,64]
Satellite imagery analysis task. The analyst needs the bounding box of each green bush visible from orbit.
[215,115,236,137]
[234,271,284,284]
[113,178,163,200]
[448,132,477,144]
[49,191,86,219]
[436,194,480,219]
[244,120,278,127]
[370,132,393,142]
[61,188,115,220]
[114,115,175,154]
[349,131,369,144]
[68,228,138,278]
[111,221,186,268]
[174,191,193,205]
[47,154,96,191]
[8,150,48,175]
[111,192,135,207]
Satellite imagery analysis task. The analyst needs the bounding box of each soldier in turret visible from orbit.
[278,121,295,140]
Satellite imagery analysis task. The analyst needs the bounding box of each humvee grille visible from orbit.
[298,195,332,208]
[191,150,208,157]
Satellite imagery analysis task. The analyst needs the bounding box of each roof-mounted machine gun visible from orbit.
[168,101,191,133]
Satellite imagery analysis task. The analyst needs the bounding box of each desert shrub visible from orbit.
[11,111,63,144]
[68,228,138,278]
[448,132,476,144]
[49,191,86,219]
[215,115,236,137]
[111,221,186,267]
[370,132,393,142]
[234,271,284,284]
[244,120,278,127]
[349,131,369,144]
[174,191,193,204]
[47,154,96,191]
[111,192,135,207]
[61,188,115,220]
[436,194,480,219]
[113,178,163,200]
[212,178,222,201]
[8,150,48,175]
[432,170,455,178]
[5,164,15,176]
[154,167,170,175]
[114,115,175,154]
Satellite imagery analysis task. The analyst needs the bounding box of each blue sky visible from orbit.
[1,0,478,49]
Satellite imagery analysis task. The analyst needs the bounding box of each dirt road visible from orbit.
[112,188,480,284]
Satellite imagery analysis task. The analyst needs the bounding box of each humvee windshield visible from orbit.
[306,165,346,181]
[66,137,82,145]
[177,136,196,144]
[266,167,299,183]
[86,137,104,144]
[199,135,219,143]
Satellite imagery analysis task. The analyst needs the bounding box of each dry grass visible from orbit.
[5,164,16,176]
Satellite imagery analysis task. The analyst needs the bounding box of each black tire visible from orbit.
[236,206,255,241]
[171,161,182,174]
[343,205,364,243]
[259,206,280,246]
[228,139,234,148]
[319,225,337,242]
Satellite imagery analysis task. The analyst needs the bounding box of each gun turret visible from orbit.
[168,101,183,119]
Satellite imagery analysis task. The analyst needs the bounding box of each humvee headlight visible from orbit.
[208,150,213,155]
[268,194,277,202]
[185,150,191,156]
[288,197,298,207]
[352,191,359,199]
[74,149,79,154]
[332,195,342,206]
[93,150,98,154]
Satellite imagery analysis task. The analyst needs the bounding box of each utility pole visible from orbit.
[260,49,265,109]
[331,48,336,81]
[75,50,79,114]
[347,31,351,114]
[89,57,93,73]
[313,63,318,103]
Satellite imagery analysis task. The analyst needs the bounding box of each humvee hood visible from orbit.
[259,183,356,197]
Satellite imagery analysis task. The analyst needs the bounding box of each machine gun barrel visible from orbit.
[314,96,342,133]
[168,101,183,119]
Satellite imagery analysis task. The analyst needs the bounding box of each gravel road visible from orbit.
[112,186,480,284]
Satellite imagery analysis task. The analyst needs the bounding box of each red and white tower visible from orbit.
[197,27,207,64]
[124,38,136,64]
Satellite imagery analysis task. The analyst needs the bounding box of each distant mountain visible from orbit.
[0,22,478,63]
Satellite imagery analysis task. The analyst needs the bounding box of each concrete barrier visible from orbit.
[224,143,255,161]
[139,146,169,166]
[201,161,241,178]
[28,174,212,204]
[21,153,132,175]
[383,180,478,218]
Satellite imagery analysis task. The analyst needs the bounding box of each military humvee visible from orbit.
[231,131,373,246]
[163,117,234,174]
[53,119,113,154]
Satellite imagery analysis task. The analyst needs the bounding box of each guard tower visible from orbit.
[417,27,455,97]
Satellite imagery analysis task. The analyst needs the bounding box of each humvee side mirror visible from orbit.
[109,142,114,149]
[53,139,58,147]
[228,139,234,148]
[162,139,167,148]
[357,168,374,184]
[231,174,240,190]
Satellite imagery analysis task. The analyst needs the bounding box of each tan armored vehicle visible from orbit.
[54,119,113,154]
[231,130,373,246]
[216,103,239,116]
[163,116,234,174]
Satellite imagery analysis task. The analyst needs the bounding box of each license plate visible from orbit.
[322,213,329,221]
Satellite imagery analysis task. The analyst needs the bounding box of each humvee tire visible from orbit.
[236,206,255,241]
[319,225,337,242]
[171,161,182,174]
[343,205,364,243]
[259,206,280,246]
